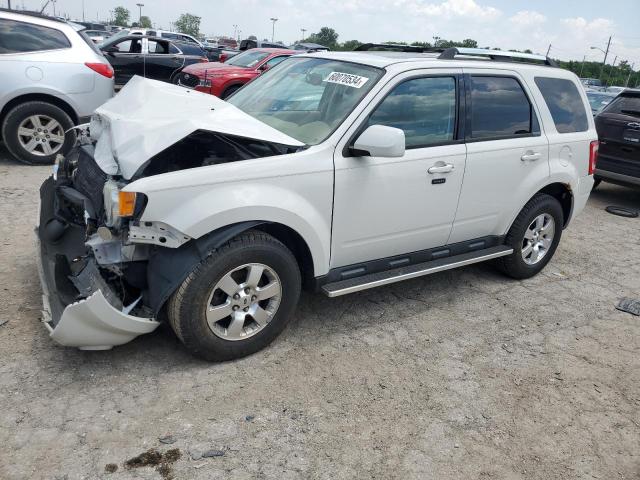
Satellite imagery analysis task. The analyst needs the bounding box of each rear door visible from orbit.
[143,38,184,82]
[449,70,549,244]
[595,92,640,181]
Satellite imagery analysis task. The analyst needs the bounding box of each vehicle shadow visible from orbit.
[589,181,640,209]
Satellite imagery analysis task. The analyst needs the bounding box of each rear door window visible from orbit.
[534,77,589,133]
[0,18,70,53]
[469,76,537,140]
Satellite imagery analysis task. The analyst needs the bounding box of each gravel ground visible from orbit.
[0,146,639,480]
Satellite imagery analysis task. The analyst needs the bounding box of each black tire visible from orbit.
[592,177,602,190]
[221,84,242,99]
[1,101,76,165]
[168,230,301,362]
[496,193,564,280]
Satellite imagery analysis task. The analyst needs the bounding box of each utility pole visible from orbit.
[233,24,238,41]
[579,55,586,77]
[301,28,306,41]
[82,0,85,21]
[51,0,56,16]
[546,44,551,57]
[625,63,635,87]
[136,3,144,23]
[599,35,612,82]
[270,17,278,42]
[7,0,11,10]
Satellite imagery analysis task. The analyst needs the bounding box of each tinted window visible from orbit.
[163,32,179,40]
[535,77,589,133]
[148,40,169,54]
[178,43,205,56]
[368,77,457,148]
[0,18,70,53]
[265,55,289,68]
[470,76,535,139]
[602,94,640,118]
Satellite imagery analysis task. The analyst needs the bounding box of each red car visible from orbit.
[175,48,295,99]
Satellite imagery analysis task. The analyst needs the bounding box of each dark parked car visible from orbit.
[594,89,640,188]
[100,35,208,86]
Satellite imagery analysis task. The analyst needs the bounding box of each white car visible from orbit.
[36,47,597,361]
[0,10,114,164]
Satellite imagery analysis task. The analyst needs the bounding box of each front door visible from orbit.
[448,71,550,244]
[331,70,466,268]
[104,37,144,86]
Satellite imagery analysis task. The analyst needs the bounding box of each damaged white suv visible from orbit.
[37,47,597,361]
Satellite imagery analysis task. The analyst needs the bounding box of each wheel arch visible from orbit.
[146,220,316,315]
[0,93,79,132]
[537,182,573,228]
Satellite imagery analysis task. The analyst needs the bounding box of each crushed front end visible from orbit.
[37,145,159,350]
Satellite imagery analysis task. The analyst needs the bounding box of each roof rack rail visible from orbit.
[438,47,558,67]
[354,43,445,54]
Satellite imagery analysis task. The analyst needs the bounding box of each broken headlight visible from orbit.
[103,180,139,228]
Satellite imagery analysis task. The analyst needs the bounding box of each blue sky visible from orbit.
[12,0,640,66]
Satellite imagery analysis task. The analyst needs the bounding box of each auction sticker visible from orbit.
[324,72,369,88]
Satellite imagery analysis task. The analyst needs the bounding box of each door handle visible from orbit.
[428,163,455,174]
[521,151,541,162]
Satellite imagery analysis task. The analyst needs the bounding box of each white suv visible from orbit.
[0,10,114,164]
[36,47,597,361]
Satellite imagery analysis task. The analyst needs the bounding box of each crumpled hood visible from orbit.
[182,62,250,76]
[91,76,304,180]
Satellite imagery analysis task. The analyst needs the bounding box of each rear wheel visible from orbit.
[168,231,301,361]
[1,101,76,165]
[496,194,563,279]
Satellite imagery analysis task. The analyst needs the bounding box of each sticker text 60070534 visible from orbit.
[324,72,369,88]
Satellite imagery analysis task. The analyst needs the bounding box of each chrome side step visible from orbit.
[322,245,513,297]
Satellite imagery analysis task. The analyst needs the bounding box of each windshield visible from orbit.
[587,92,615,113]
[225,50,270,68]
[228,57,383,145]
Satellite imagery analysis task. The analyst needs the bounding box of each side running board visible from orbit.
[322,245,513,297]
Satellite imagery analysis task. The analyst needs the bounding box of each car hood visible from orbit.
[91,76,303,180]
[182,62,251,76]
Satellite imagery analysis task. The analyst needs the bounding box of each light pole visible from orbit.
[301,28,306,42]
[270,17,278,42]
[233,24,238,41]
[51,0,56,16]
[579,55,586,77]
[136,3,144,23]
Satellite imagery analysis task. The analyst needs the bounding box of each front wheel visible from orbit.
[496,193,564,279]
[168,231,301,361]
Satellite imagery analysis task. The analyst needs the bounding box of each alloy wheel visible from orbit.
[206,263,282,341]
[521,213,555,265]
[17,115,65,157]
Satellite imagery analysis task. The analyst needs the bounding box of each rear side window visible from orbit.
[368,76,457,148]
[535,77,589,133]
[0,18,71,53]
[602,94,640,118]
[469,76,537,139]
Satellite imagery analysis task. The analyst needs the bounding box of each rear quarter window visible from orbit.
[534,77,589,133]
[0,18,71,53]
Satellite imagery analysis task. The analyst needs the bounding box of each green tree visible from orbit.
[139,16,152,29]
[111,6,130,27]
[340,39,362,51]
[174,13,201,37]
[306,27,339,50]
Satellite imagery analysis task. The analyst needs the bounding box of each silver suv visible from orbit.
[0,10,114,164]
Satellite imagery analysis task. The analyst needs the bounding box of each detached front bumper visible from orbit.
[37,176,159,350]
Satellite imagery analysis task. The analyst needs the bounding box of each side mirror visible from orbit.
[352,125,405,158]
[103,45,119,55]
[258,63,270,72]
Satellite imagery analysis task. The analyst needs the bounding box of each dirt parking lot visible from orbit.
[0,147,639,480]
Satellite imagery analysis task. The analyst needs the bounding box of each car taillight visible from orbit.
[85,62,114,78]
[219,53,227,63]
[589,140,599,175]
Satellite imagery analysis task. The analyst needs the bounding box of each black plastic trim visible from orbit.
[314,235,504,289]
